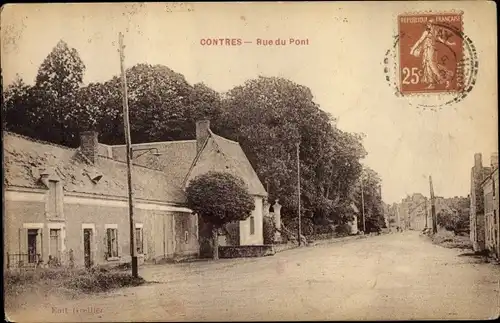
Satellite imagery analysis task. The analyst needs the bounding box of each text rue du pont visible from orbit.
[199,38,310,46]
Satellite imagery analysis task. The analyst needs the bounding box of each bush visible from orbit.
[334,223,351,236]
[286,217,314,236]
[263,216,276,244]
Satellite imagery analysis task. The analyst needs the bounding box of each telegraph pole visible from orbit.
[361,173,366,233]
[119,32,138,278]
[429,176,437,235]
[424,199,429,229]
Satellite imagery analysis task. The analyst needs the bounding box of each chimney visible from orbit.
[80,131,99,164]
[196,120,210,153]
[474,153,483,169]
[491,152,499,169]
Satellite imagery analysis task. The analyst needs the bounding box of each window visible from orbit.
[250,216,255,235]
[493,178,496,197]
[48,180,59,217]
[106,228,119,258]
[184,231,189,243]
[135,227,143,255]
[27,229,40,264]
[49,229,61,263]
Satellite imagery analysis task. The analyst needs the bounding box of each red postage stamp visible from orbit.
[398,12,464,95]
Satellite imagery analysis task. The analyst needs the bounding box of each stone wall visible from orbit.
[218,245,275,258]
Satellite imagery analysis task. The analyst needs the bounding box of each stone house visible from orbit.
[3,131,197,269]
[469,153,493,252]
[481,153,499,259]
[108,120,268,251]
[3,120,267,268]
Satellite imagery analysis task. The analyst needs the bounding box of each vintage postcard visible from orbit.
[2,1,498,322]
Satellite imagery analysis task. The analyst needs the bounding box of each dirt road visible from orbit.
[7,231,499,321]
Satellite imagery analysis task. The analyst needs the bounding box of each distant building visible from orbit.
[470,153,493,252]
[481,153,499,259]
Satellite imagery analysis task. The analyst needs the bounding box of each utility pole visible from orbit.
[361,173,366,233]
[296,142,302,246]
[429,176,437,235]
[119,32,138,278]
[424,199,429,229]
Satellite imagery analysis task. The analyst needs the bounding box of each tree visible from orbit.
[2,40,87,146]
[185,171,255,260]
[217,76,367,227]
[352,167,385,233]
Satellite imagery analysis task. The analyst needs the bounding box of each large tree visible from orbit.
[215,76,367,227]
[3,40,86,146]
[352,167,386,233]
[185,171,255,260]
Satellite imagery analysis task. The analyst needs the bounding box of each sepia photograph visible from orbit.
[1,2,498,321]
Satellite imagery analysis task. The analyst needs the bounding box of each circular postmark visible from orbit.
[384,13,478,111]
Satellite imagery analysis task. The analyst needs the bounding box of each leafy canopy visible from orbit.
[185,171,255,227]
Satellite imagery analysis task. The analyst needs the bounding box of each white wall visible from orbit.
[239,196,264,245]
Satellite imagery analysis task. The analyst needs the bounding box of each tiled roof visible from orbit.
[108,140,197,187]
[3,132,186,203]
[210,133,267,196]
[108,132,267,197]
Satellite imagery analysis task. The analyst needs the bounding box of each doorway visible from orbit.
[27,229,39,264]
[83,228,93,269]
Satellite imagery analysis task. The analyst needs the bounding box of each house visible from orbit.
[3,131,197,269]
[469,153,493,252]
[481,153,499,259]
[3,120,268,268]
[108,120,268,252]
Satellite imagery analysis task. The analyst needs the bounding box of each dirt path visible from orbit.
[6,232,500,321]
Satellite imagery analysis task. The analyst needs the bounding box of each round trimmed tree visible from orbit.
[186,171,255,260]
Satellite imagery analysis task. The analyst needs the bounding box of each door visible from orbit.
[27,229,38,263]
[83,229,92,269]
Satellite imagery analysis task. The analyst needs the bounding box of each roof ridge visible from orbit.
[4,131,78,151]
[211,132,239,144]
[97,155,171,175]
[181,133,211,187]
[110,139,197,148]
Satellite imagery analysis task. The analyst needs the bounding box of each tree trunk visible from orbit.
[212,227,219,260]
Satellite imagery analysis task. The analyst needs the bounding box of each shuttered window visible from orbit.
[106,228,119,258]
[250,216,255,235]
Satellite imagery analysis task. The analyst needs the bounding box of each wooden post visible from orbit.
[361,173,366,233]
[429,176,437,234]
[119,32,138,277]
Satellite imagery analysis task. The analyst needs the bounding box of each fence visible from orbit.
[7,253,42,269]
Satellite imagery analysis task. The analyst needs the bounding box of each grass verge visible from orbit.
[4,266,146,310]
[430,230,473,250]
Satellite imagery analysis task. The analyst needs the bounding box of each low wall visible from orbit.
[218,245,275,259]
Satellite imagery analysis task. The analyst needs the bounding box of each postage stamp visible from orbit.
[398,13,464,95]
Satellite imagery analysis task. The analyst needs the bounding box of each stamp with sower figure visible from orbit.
[398,13,463,95]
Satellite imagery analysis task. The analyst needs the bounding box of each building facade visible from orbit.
[4,131,198,270]
[4,120,268,268]
[482,153,499,259]
[469,153,492,252]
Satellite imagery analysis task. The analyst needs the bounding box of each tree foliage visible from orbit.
[186,171,255,227]
[3,41,387,235]
[351,167,386,232]
[216,76,367,226]
[185,171,255,259]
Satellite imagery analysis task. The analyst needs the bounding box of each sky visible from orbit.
[1,2,497,204]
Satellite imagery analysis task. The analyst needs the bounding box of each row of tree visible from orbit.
[2,40,387,232]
